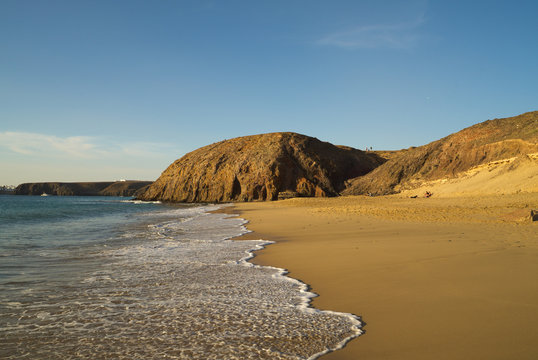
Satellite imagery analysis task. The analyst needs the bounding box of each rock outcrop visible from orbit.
[343,111,538,195]
[15,181,153,197]
[137,132,385,202]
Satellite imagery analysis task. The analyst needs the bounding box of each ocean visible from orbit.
[0,195,361,359]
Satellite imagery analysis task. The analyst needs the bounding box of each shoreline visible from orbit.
[236,237,364,360]
[233,193,538,359]
[216,205,365,359]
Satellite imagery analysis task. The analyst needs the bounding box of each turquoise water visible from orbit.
[0,195,361,359]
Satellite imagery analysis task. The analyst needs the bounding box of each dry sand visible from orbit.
[233,192,538,359]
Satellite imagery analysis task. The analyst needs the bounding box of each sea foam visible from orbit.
[1,203,362,359]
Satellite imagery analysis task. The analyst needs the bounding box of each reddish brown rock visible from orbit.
[137,132,384,202]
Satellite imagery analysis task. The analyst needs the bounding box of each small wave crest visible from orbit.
[121,199,162,204]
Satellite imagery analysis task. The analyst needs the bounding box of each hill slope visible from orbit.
[137,132,384,202]
[343,111,538,195]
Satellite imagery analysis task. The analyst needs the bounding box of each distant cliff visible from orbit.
[15,181,153,197]
[137,132,385,202]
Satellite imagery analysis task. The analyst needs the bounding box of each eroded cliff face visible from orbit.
[138,132,384,202]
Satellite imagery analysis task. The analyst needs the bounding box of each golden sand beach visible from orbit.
[234,192,538,359]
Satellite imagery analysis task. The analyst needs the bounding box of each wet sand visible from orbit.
[234,194,538,359]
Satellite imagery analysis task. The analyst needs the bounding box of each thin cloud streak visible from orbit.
[0,131,184,184]
[0,132,103,158]
[317,17,425,49]
[0,131,181,160]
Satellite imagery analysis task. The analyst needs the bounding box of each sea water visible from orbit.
[0,195,361,359]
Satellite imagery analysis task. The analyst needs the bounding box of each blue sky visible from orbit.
[1,0,537,184]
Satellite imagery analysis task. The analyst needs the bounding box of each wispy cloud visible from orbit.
[0,131,184,184]
[317,17,425,49]
[0,132,104,158]
[0,131,181,160]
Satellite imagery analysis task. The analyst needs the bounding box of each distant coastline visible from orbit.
[0,186,15,195]
[14,181,152,197]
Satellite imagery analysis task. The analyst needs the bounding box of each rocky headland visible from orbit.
[15,181,153,197]
[137,132,385,202]
[137,112,537,203]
